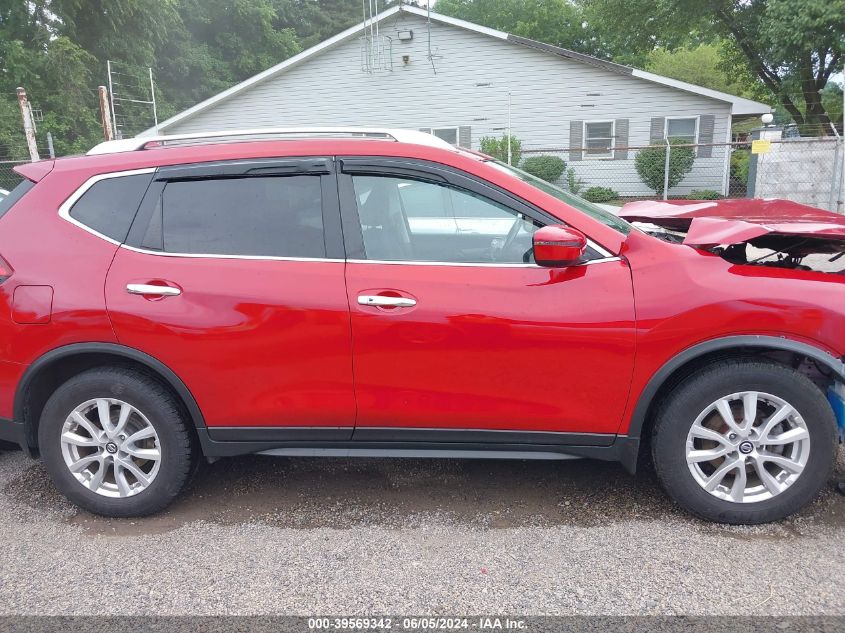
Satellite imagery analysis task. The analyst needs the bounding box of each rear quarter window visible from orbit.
[68,172,154,242]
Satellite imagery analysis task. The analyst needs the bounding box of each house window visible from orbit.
[431,127,459,145]
[666,117,698,145]
[583,121,615,158]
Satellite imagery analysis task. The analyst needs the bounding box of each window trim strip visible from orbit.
[57,167,157,245]
[346,256,622,268]
[117,243,620,268]
[119,243,345,263]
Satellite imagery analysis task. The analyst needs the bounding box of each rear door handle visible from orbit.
[126,283,182,297]
[357,295,416,308]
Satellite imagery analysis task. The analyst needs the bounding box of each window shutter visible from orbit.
[614,119,629,160]
[697,115,715,158]
[569,120,583,162]
[649,117,665,144]
[458,126,472,149]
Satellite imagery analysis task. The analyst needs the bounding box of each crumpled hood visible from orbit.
[618,198,845,246]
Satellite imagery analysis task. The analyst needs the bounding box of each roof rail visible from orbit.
[86,127,455,155]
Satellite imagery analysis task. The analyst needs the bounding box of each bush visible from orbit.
[566,168,585,195]
[686,189,723,200]
[729,148,750,196]
[582,186,619,203]
[479,134,522,165]
[634,138,696,196]
[730,149,750,184]
[521,155,566,183]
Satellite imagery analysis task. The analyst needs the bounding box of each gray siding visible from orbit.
[167,13,732,196]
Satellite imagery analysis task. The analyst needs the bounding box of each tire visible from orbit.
[38,367,195,517]
[651,358,836,524]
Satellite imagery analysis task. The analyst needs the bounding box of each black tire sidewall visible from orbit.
[652,361,836,524]
[38,369,191,517]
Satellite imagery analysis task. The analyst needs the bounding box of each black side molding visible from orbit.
[207,427,353,442]
[0,417,26,448]
[195,427,639,473]
[353,427,615,446]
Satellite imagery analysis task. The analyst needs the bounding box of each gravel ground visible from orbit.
[1,443,845,615]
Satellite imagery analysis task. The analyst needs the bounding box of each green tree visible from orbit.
[821,82,844,131]
[158,0,300,111]
[0,1,105,156]
[645,43,769,103]
[0,0,307,152]
[480,134,522,165]
[635,139,696,197]
[47,0,181,67]
[581,0,845,134]
[33,37,103,156]
[436,0,606,57]
[273,0,369,49]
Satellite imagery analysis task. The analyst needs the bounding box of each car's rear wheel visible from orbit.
[38,367,195,517]
[651,358,836,524]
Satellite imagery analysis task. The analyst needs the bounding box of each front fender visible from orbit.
[625,334,845,441]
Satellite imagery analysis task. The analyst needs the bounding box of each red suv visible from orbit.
[1,128,843,524]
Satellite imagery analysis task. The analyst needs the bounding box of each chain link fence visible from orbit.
[0,131,842,215]
[518,135,844,213]
[0,159,28,192]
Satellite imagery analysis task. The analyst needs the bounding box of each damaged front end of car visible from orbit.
[618,198,845,275]
[620,197,845,438]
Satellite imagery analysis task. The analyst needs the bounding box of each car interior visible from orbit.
[353,175,541,263]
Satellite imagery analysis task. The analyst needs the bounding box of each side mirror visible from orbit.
[533,225,588,267]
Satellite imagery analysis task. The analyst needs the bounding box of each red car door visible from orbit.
[105,158,356,440]
[338,158,636,442]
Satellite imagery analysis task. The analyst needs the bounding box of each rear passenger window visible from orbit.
[149,176,325,258]
[69,173,153,241]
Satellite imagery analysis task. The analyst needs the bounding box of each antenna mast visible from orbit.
[360,0,393,73]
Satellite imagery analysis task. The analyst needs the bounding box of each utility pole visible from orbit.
[98,86,114,141]
[840,83,844,213]
[148,68,159,134]
[507,90,512,165]
[106,60,118,138]
[16,87,40,162]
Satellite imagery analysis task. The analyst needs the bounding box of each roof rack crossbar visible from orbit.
[86,127,454,155]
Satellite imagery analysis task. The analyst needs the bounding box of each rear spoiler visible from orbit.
[13,160,54,183]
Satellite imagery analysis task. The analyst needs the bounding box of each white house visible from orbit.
[146,4,770,197]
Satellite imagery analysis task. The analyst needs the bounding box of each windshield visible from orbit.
[486,159,632,235]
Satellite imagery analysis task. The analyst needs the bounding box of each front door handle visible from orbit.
[126,283,182,297]
[357,295,416,308]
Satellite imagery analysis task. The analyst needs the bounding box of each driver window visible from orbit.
[351,175,542,264]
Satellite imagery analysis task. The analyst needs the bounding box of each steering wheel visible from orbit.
[495,216,524,262]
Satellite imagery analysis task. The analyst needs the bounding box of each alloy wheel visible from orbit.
[60,398,161,498]
[685,391,810,503]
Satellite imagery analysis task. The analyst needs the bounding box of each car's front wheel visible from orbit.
[651,358,836,524]
[38,367,195,517]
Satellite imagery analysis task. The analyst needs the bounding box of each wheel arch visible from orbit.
[629,335,845,446]
[14,343,206,454]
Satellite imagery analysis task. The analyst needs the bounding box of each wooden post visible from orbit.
[16,87,40,162]
[98,86,114,141]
